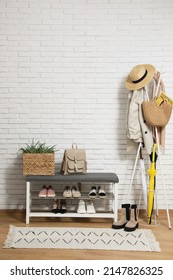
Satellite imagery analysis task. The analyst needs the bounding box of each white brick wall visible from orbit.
[1,0,173,210]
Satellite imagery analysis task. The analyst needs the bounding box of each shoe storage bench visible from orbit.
[25,172,119,224]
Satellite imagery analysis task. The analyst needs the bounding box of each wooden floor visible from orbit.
[0,210,173,260]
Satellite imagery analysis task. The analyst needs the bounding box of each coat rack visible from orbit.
[154,73,171,229]
[126,74,171,229]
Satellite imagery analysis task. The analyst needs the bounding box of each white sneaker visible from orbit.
[77,200,86,214]
[86,200,96,214]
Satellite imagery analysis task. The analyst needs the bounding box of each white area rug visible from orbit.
[4,225,160,252]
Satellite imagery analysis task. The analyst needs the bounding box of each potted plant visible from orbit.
[20,141,57,176]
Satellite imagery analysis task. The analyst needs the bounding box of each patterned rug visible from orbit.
[4,225,160,252]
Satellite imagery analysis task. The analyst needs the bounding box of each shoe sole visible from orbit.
[124,223,139,232]
[88,195,97,199]
[72,193,81,198]
[112,223,127,229]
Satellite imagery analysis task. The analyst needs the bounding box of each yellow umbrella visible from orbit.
[147,144,157,224]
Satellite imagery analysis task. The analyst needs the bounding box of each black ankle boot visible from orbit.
[112,204,130,229]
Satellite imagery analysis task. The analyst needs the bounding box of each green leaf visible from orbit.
[19,140,57,154]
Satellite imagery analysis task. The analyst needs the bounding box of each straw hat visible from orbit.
[125,64,156,90]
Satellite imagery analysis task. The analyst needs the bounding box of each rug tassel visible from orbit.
[3,225,16,248]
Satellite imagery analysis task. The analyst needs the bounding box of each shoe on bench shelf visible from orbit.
[47,185,56,197]
[77,200,86,214]
[71,186,81,198]
[98,186,107,198]
[52,199,59,214]
[60,199,67,214]
[38,185,47,197]
[88,186,97,198]
[86,200,96,214]
[63,186,72,198]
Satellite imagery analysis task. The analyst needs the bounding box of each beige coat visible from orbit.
[127,87,154,154]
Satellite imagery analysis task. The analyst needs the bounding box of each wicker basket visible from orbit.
[23,153,55,176]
